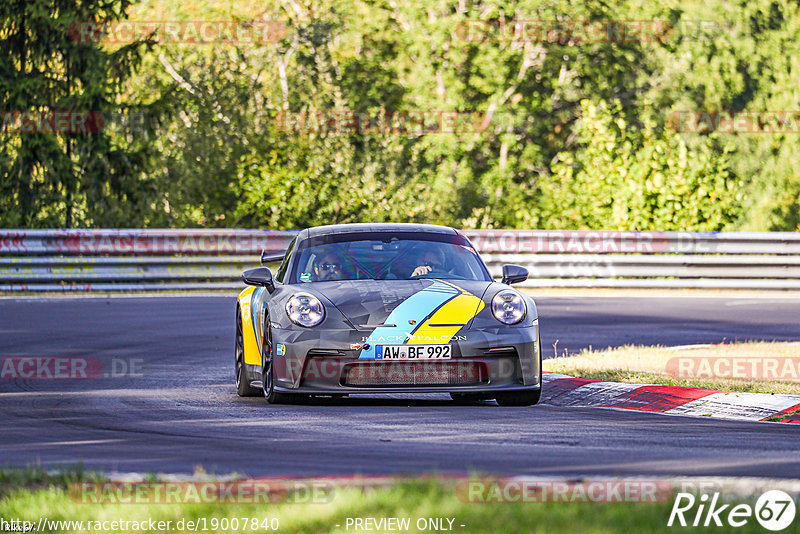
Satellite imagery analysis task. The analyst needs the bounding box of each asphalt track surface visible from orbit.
[1,294,800,478]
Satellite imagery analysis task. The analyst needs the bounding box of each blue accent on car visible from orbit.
[357,281,459,360]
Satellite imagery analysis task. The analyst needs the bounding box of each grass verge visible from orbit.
[2,468,798,534]
[543,341,800,394]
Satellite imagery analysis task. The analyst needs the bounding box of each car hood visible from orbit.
[310,278,493,329]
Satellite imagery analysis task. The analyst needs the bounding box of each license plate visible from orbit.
[375,344,452,360]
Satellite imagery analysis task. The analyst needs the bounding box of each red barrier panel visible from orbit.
[2,229,799,255]
[0,230,297,255]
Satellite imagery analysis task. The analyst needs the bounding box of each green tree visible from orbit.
[627,0,800,230]
[0,0,157,228]
[144,0,657,229]
[543,100,740,230]
[68,0,800,231]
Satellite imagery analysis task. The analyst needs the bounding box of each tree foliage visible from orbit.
[543,100,739,230]
[3,0,799,231]
[0,0,161,227]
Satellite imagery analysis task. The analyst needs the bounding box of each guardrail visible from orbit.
[1,229,799,291]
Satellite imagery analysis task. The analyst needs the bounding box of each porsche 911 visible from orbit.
[234,223,541,406]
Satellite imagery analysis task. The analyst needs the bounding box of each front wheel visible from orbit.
[235,307,261,397]
[261,320,292,404]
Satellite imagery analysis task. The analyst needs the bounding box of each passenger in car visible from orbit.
[410,247,447,278]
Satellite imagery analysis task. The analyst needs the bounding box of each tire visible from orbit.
[235,306,261,397]
[261,317,292,404]
[495,333,543,407]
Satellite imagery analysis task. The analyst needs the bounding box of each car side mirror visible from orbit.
[242,267,275,293]
[501,264,528,285]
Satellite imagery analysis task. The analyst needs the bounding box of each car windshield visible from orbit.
[288,232,491,283]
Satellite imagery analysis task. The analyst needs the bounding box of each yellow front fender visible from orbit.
[238,286,262,365]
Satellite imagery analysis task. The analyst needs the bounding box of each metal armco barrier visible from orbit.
[1,229,799,291]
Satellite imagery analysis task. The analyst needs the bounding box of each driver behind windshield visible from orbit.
[410,247,447,278]
[314,251,347,281]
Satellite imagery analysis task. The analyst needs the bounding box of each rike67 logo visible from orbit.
[669,490,797,531]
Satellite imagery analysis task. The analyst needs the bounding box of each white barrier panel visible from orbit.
[1,229,799,291]
[3,229,800,255]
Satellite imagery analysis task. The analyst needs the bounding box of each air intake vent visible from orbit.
[342,361,487,387]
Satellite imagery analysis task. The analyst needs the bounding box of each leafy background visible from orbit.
[2,0,799,231]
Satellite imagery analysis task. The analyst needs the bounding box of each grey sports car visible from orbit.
[234,223,541,406]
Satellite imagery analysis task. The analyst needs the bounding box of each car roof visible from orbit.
[300,223,459,239]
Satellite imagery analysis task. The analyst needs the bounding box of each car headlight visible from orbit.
[491,289,526,325]
[286,293,325,327]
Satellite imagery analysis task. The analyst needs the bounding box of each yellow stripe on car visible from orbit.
[407,291,485,344]
[238,286,262,365]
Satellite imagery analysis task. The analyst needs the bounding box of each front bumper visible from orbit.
[263,324,541,395]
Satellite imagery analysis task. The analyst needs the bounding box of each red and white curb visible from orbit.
[542,373,800,423]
